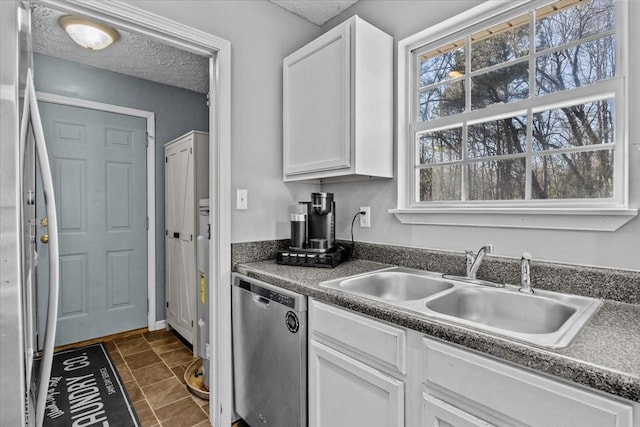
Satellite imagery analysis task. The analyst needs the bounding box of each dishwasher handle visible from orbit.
[253,295,270,307]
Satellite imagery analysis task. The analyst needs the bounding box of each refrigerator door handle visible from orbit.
[18,59,32,390]
[22,68,60,427]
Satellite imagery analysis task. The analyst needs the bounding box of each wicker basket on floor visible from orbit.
[184,357,210,400]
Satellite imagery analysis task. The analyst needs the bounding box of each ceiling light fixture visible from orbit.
[59,16,119,51]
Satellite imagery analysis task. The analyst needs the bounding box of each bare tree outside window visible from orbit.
[414,0,616,203]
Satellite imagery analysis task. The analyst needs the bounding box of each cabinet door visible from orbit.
[309,340,403,427]
[165,236,195,343]
[165,236,179,328]
[423,337,635,427]
[423,394,495,427]
[283,21,351,177]
[164,137,195,343]
[170,139,195,242]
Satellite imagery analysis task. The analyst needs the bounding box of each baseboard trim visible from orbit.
[150,320,166,331]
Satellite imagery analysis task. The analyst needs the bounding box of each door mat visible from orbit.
[39,343,140,426]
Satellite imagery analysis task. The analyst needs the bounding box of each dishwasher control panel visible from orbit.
[237,278,297,309]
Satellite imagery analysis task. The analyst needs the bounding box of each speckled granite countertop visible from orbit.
[235,259,640,403]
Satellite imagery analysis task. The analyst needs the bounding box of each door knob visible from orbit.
[40,234,49,244]
[40,217,48,227]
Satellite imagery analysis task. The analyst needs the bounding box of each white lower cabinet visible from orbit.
[308,299,638,427]
[308,299,405,427]
[422,393,495,427]
[309,340,404,427]
[421,337,636,427]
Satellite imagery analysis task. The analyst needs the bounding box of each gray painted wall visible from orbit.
[34,53,209,321]
[320,0,640,271]
[113,1,639,271]
[128,0,322,243]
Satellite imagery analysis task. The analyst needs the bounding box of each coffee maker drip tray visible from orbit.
[276,247,347,268]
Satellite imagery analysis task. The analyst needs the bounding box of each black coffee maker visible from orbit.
[277,192,348,268]
[293,192,335,252]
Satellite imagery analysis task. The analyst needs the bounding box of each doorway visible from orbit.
[30,1,232,426]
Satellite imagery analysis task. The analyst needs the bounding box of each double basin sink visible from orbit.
[320,267,601,349]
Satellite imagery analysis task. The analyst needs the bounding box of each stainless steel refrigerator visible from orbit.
[1,2,60,425]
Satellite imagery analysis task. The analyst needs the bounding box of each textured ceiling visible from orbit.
[31,5,210,94]
[31,1,360,93]
[269,0,360,25]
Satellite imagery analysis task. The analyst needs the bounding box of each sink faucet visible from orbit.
[465,244,493,280]
[519,252,534,294]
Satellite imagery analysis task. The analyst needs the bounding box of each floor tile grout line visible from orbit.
[141,332,202,426]
[119,333,167,426]
[141,332,174,425]
[115,339,160,425]
[112,331,207,427]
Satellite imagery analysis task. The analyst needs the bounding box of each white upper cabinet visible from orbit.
[283,16,393,182]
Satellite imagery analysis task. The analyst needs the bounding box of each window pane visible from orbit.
[409,0,620,206]
[471,62,529,109]
[471,15,529,71]
[535,0,615,51]
[419,81,465,121]
[531,150,613,199]
[467,158,526,200]
[468,116,527,158]
[418,166,461,201]
[419,40,465,87]
[533,99,614,151]
[535,36,615,95]
[418,128,462,164]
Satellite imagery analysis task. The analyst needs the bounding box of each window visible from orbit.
[393,0,637,230]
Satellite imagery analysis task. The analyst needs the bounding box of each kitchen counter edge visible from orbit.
[235,259,640,403]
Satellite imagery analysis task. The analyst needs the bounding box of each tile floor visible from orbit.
[104,330,208,427]
[62,329,249,427]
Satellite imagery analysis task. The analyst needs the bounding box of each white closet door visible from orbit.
[165,137,195,342]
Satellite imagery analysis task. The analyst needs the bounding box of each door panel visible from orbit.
[106,162,133,229]
[284,23,351,176]
[107,249,133,306]
[56,158,86,231]
[36,102,147,347]
[59,254,87,316]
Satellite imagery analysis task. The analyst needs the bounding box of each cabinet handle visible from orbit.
[173,232,180,238]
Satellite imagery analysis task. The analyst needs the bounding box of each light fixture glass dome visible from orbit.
[59,16,119,51]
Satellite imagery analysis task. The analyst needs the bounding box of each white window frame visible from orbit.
[391,0,637,231]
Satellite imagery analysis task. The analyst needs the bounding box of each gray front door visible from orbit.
[36,102,148,347]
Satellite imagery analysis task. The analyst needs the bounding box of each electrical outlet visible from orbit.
[237,189,248,210]
[359,206,371,228]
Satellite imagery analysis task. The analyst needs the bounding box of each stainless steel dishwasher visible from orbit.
[232,273,307,427]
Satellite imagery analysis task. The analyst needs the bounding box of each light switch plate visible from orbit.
[237,189,248,210]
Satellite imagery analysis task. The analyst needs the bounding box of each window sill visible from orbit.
[389,207,638,231]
